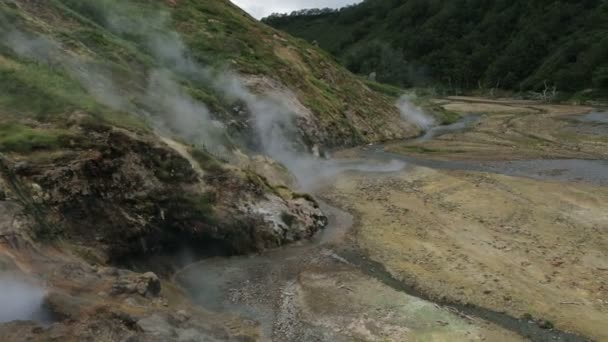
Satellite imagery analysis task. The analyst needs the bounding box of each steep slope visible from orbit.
[0,1,351,339]
[264,0,608,96]
[0,0,362,259]
[0,0,417,152]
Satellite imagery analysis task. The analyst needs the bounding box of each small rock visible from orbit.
[14,161,30,173]
[537,320,554,330]
[112,272,161,297]
[124,297,138,306]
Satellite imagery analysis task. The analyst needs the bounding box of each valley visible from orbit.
[0,1,606,341]
[176,97,608,341]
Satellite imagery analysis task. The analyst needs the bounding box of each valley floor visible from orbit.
[2,97,606,341]
[178,97,608,341]
[323,97,608,340]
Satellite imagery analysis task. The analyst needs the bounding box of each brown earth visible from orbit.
[322,97,608,340]
[384,98,608,161]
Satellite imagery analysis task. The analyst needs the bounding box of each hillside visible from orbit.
[264,0,608,96]
[0,1,417,339]
[0,0,417,153]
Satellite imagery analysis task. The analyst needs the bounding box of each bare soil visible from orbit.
[323,97,608,340]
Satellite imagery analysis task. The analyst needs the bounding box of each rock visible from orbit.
[137,314,175,338]
[112,272,161,297]
[14,161,30,174]
[138,272,161,296]
[175,310,190,323]
[537,320,554,330]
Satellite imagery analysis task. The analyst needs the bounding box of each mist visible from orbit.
[0,276,47,323]
[396,95,436,130]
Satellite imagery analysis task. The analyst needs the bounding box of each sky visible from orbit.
[230,0,361,19]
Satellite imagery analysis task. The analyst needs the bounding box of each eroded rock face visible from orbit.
[0,120,326,342]
[0,125,326,262]
[0,246,262,341]
[241,75,419,150]
[111,271,162,298]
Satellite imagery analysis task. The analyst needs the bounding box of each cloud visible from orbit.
[230,0,361,19]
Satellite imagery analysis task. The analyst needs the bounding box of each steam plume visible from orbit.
[0,276,46,323]
[396,95,436,130]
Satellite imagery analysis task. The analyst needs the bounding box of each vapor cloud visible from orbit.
[396,95,436,130]
[2,2,406,190]
[0,276,47,323]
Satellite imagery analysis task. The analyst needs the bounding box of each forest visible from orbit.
[264,0,608,96]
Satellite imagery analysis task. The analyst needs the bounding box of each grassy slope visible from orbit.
[0,0,412,153]
[264,0,608,97]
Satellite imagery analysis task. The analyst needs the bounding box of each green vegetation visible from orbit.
[191,148,225,175]
[264,0,608,96]
[0,123,76,153]
[0,0,407,152]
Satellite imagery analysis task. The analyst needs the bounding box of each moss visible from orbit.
[174,191,218,225]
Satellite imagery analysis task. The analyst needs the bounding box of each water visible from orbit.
[574,111,608,124]
[565,110,608,135]
[416,114,481,142]
[359,146,608,186]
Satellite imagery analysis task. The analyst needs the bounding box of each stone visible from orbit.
[112,272,161,297]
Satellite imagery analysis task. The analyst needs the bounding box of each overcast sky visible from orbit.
[230,0,361,19]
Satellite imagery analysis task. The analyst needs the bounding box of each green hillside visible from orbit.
[264,0,608,96]
[0,0,416,155]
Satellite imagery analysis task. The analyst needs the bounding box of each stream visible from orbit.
[175,111,604,341]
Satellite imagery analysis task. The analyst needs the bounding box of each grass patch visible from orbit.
[363,79,404,98]
[437,109,462,125]
[191,148,225,174]
[0,123,77,153]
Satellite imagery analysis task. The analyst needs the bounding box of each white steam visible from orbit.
[1,4,406,189]
[396,95,436,130]
[0,276,46,323]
